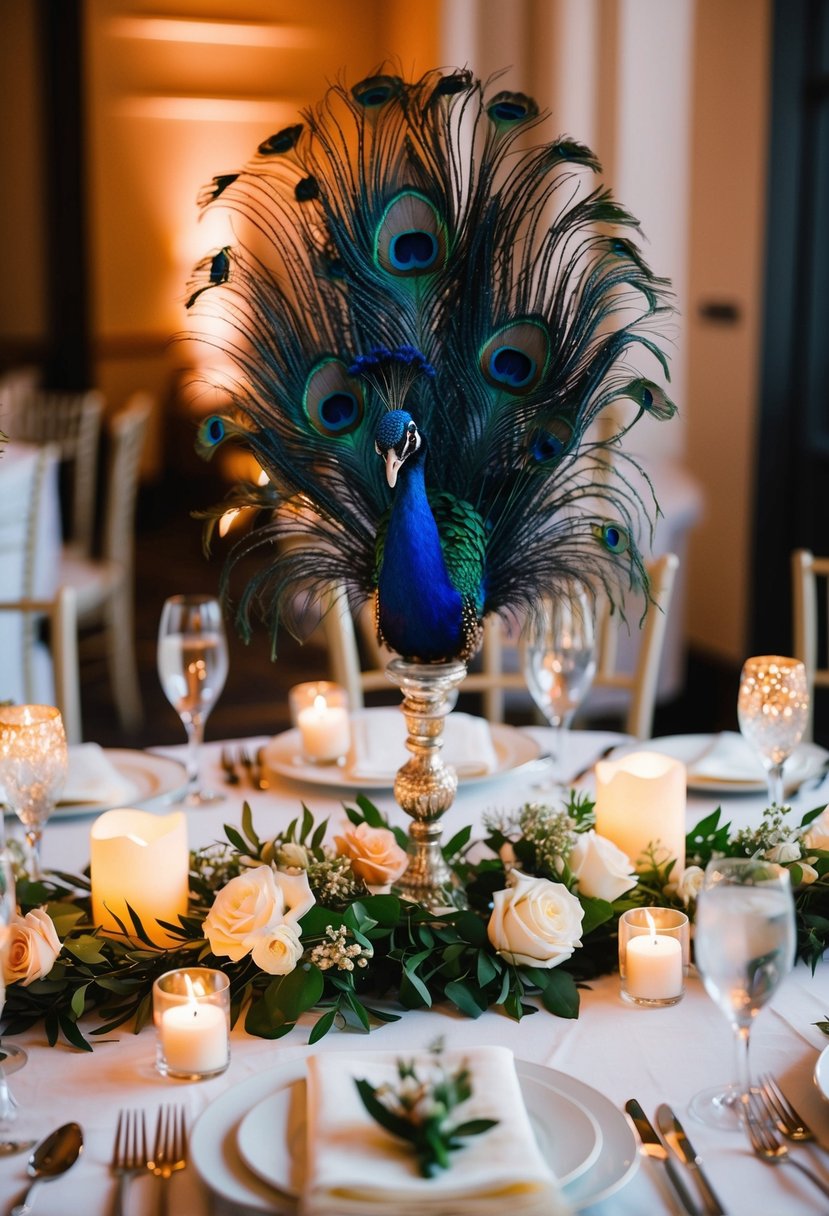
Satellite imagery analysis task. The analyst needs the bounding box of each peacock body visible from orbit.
[188,68,675,665]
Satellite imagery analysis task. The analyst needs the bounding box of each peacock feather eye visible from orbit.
[480,320,549,393]
[376,192,447,276]
[185,246,231,309]
[486,91,539,126]
[548,140,601,173]
[258,124,303,155]
[304,359,364,437]
[432,69,474,98]
[197,173,239,209]
[593,522,630,555]
[352,75,404,107]
[294,176,319,202]
[530,419,573,464]
[195,415,228,457]
[624,378,676,420]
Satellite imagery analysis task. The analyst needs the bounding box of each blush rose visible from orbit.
[4,908,61,986]
[333,823,408,886]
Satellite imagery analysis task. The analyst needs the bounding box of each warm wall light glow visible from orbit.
[118,97,302,124]
[110,16,313,48]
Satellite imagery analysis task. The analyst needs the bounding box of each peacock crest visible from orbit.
[186,67,676,665]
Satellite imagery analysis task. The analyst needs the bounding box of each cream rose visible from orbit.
[334,823,408,886]
[203,865,315,966]
[487,870,584,969]
[765,840,801,864]
[803,808,829,852]
[4,908,61,986]
[569,830,637,902]
[250,922,305,975]
[678,864,705,905]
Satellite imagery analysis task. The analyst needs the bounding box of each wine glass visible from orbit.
[521,587,597,790]
[737,655,809,805]
[0,850,27,1126]
[158,594,229,806]
[0,705,68,880]
[690,856,796,1129]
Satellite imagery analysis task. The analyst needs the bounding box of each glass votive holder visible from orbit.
[153,967,230,1080]
[618,907,690,1007]
[289,681,351,765]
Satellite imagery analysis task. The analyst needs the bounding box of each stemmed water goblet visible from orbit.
[0,705,68,881]
[158,594,229,806]
[521,587,597,791]
[690,856,796,1130]
[737,655,809,806]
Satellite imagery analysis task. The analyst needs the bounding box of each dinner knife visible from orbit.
[625,1100,699,1215]
[656,1104,726,1216]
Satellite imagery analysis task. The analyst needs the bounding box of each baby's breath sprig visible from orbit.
[355,1040,498,1178]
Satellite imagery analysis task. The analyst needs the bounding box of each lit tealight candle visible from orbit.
[154,969,230,1079]
[297,693,351,764]
[625,931,683,1001]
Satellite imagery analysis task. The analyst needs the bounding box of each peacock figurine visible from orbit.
[187,67,675,668]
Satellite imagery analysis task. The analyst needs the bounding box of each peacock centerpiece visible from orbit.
[186,67,675,905]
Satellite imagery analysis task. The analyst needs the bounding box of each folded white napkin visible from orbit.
[59,743,137,806]
[686,732,766,783]
[301,1046,569,1216]
[348,710,498,780]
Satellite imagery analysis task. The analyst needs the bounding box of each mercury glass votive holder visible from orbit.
[289,681,351,765]
[0,705,68,880]
[619,907,690,1008]
[153,967,230,1080]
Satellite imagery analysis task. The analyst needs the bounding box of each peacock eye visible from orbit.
[407,422,416,434]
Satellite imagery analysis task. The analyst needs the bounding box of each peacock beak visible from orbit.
[384,449,403,488]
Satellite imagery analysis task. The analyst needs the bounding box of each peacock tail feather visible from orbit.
[186,66,675,663]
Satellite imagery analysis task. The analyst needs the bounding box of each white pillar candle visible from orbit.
[90,809,189,945]
[297,695,351,763]
[594,751,686,875]
[160,1000,228,1076]
[625,933,683,1000]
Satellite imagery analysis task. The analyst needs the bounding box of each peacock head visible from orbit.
[374,410,422,488]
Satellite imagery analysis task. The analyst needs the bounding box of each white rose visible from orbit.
[203,865,315,964]
[250,922,305,974]
[487,870,584,969]
[4,909,61,986]
[569,830,637,902]
[803,808,829,852]
[678,865,705,905]
[276,843,311,871]
[765,841,801,864]
[798,863,819,886]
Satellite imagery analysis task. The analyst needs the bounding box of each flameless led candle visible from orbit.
[290,682,351,764]
[153,968,230,1079]
[594,751,686,875]
[90,809,189,945]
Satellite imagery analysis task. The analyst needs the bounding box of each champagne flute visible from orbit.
[737,655,809,805]
[521,587,597,790]
[690,857,796,1129]
[0,850,27,1126]
[158,594,229,806]
[0,705,67,881]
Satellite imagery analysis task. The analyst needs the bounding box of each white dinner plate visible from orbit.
[610,734,829,796]
[263,717,541,790]
[191,1058,638,1213]
[43,749,187,817]
[815,1046,829,1101]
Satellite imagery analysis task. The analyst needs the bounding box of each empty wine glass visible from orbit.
[521,587,597,790]
[737,655,809,805]
[690,857,796,1130]
[158,594,229,806]
[0,849,27,1126]
[0,705,68,880]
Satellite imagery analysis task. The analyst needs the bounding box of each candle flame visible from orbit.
[644,909,657,942]
[313,694,327,713]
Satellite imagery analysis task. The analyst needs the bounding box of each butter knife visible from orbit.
[656,1104,726,1216]
[625,1100,699,1215]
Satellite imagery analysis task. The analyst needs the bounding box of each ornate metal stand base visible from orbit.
[385,657,468,912]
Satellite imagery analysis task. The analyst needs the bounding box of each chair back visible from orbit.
[102,392,152,566]
[5,388,104,557]
[0,588,82,744]
[322,552,679,739]
[792,548,829,742]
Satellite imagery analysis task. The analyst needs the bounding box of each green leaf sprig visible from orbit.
[355,1040,498,1177]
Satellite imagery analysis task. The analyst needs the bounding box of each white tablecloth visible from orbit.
[3,728,829,1216]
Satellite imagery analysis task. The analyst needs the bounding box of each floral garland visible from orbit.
[3,793,829,1051]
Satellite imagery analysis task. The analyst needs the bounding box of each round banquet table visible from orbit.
[2,727,829,1216]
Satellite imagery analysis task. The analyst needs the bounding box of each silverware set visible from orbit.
[220,746,269,790]
[629,1077,829,1214]
[110,1105,188,1216]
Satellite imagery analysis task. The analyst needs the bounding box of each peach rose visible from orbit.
[333,823,408,886]
[4,908,61,986]
[203,865,315,972]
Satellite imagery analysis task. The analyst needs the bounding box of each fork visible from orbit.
[151,1105,188,1216]
[220,747,240,785]
[743,1091,829,1201]
[759,1073,815,1143]
[111,1109,149,1216]
[240,747,269,791]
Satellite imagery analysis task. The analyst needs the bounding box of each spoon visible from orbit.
[9,1122,83,1216]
